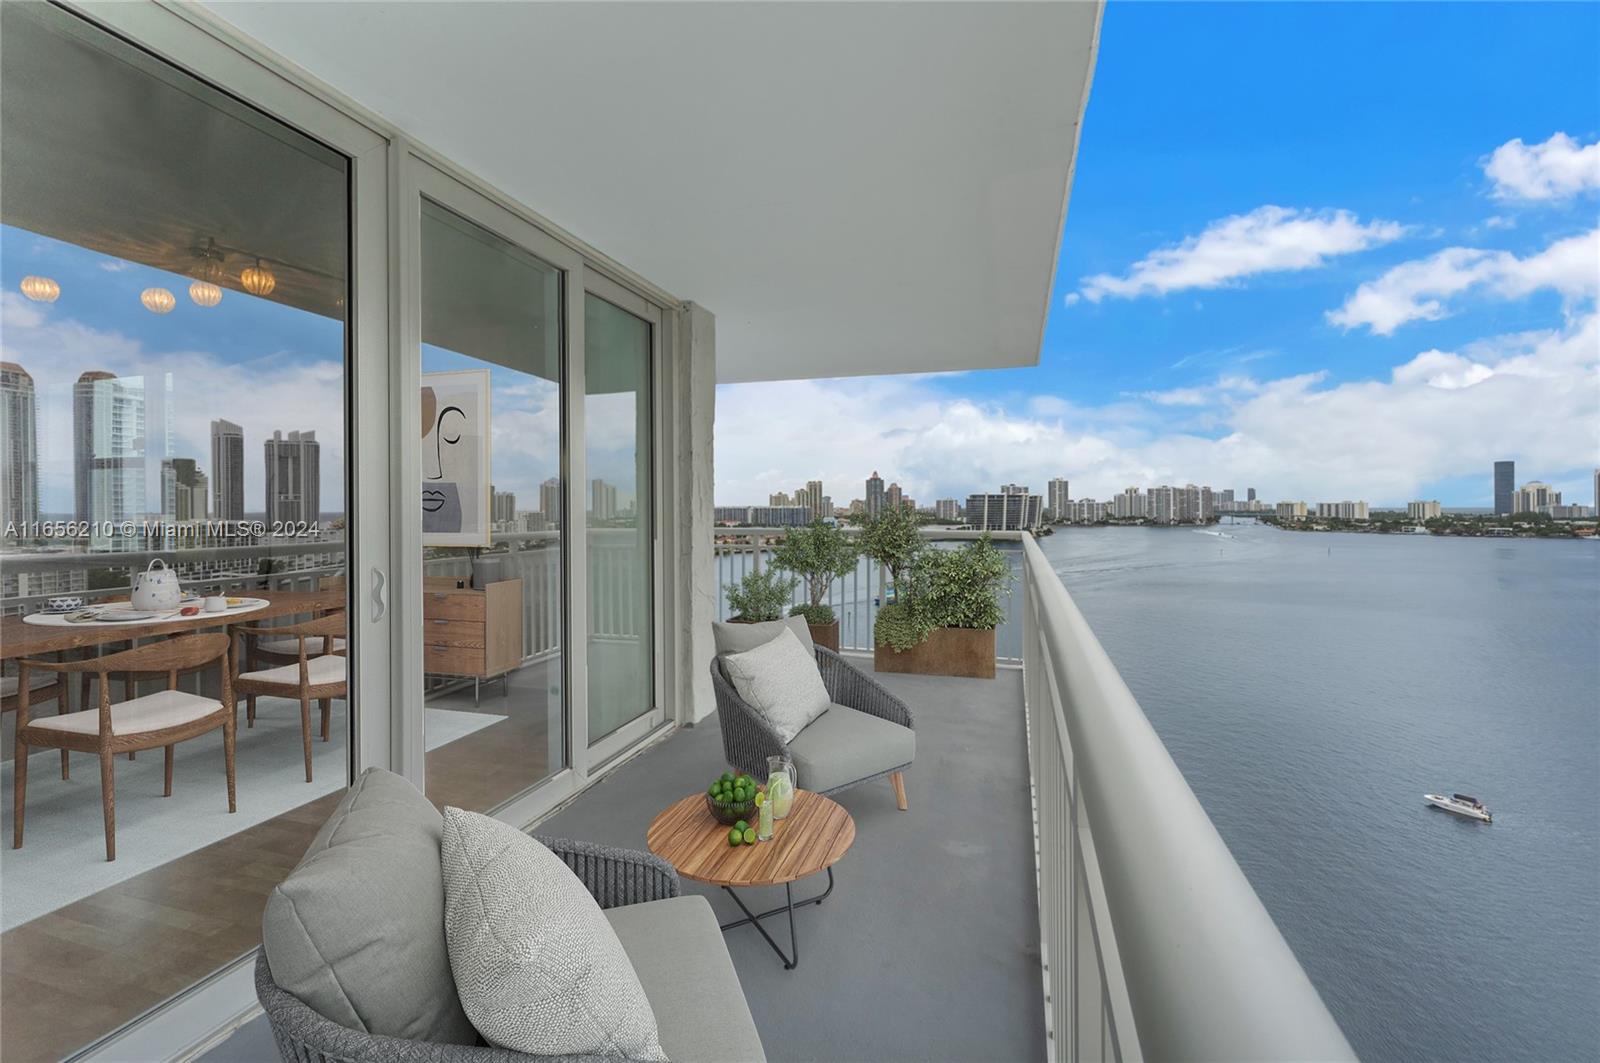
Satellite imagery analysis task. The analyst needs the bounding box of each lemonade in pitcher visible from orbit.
[766,755,796,820]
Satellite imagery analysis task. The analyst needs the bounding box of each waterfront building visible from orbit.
[848,498,865,516]
[74,371,146,527]
[748,505,811,527]
[1276,501,1308,520]
[1247,487,1256,502]
[713,505,751,524]
[1494,460,1515,515]
[769,491,792,506]
[805,480,826,521]
[1,361,40,531]
[1407,500,1442,521]
[1315,501,1369,520]
[491,487,517,525]
[886,482,904,511]
[1047,477,1069,521]
[590,479,617,520]
[1547,504,1595,520]
[865,471,885,518]
[210,418,245,521]
[539,477,561,526]
[1000,483,1030,496]
[966,492,1042,531]
[935,498,961,521]
[1112,486,1146,519]
[1594,469,1599,512]
[160,457,209,523]
[1219,489,1235,507]
[1512,481,1558,515]
[264,429,321,525]
[1149,485,1175,524]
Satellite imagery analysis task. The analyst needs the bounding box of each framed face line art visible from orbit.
[421,369,492,547]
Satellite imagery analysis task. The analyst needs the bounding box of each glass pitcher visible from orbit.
[766,754,797,820]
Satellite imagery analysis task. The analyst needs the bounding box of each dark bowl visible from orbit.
[706,792,756,825]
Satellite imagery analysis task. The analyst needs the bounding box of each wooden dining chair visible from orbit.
[244,581,347,671]
[233,612,347,784]
[12,632,236,862]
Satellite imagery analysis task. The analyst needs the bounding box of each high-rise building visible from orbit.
[1112,486,1145,519]
[966,492,1042,531]
[1315,501,1369,520]
[1149,485,1175,524]
[1046,478,1069,521]
[1275,500,1307,520]
[769,491,793,507]
[75,371,146,525]
[748,505,811,526]
[1219,489,1235,506]
[1593,468,1599,512]
[491,487,518,525]
[1,362,40,531]
[886,482,904,511]
[264,429,321,525]
[210,419,245,520]
[806,480,825,521]
[934,498,961,521]
[1247,487,1256,502]
[161,458,209,522]
[1000,483,1029,496]
[591,479,617,520]
[1512,481,1558,515]
[1407,500,1442,521]
[1494,460,1515,515]
[865,471,885,518]
[540,477,562,525]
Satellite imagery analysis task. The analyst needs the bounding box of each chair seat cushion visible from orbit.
[29,689,221,735]
[787,703,915,794]
[239,654,346,687]
[606,896,766,1063]
[712,613,815,658]
[440,808,667,1061]
[719,628,831,743]
[263,768,479,1046]
[2,671,57,697]
[258,636,346,656]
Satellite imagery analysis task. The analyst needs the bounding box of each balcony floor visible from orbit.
[205,660,1043,1063]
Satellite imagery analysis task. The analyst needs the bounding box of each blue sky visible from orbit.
[716,1,1600,508]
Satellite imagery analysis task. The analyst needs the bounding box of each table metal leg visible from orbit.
[717,867,834,970]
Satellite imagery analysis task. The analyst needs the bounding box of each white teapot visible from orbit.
[131,558,182,611]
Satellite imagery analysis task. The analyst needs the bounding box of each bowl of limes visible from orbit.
[706,771,760,825]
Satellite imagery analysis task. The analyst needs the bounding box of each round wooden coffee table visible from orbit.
[648,789,854,969]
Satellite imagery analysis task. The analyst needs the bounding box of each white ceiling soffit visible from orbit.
[199,1,1103,383]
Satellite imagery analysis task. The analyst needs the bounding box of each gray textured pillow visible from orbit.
[262,767,477,1045]
[712,613,815,658]
[719,627,832,743]
[441,807,668,1061]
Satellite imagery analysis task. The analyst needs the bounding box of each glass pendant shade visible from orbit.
[188,280,223,307]
[20,275,60,302]
[240,258,277,297]
[140,287,176,314]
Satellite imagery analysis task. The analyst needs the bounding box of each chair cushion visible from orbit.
[606,896,767,1063]
[239,654,346,687]
[29,689,220,735]
[787,703,916,794]
[262,768,478,1045]
[258,636,346,656]
[712,613,815,658]
[440,807,668,1061]
[719,628,831,743]
[1,671,57,697]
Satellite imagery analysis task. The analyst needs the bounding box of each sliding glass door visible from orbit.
[584,279,661,759]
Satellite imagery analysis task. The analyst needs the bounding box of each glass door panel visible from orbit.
[584,291,656,746]
[418,198,565,809]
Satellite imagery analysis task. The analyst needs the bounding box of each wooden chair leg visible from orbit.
[247,695,256,728]
[320,698,331,741]
[99,749,116,862]
[13,737,27,849]
[61,748,70,780]
[223,713,237,814]
[299,695,313,783]
[889,771,908,811]
[163,744,174,796]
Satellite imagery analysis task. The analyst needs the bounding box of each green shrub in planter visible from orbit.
[857,506,925,596]
[771,521,857,625]
[724,568,798,623]
[790,603,837,626]
[916,536,1011,630]
[873,602,933,653]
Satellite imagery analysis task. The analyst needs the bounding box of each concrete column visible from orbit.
[673,302,717,724]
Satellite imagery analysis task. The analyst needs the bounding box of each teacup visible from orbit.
[203,596,228,613]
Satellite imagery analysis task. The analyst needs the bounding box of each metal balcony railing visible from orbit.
[1018,532,1352,1061]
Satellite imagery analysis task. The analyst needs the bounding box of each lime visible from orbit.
[733,787,747,802]
[754,792,766,807]
[734,819,748,832]
[727,827,742,846]
[708,783,719,798]
[720,772,733,784]
[742,827,757,845]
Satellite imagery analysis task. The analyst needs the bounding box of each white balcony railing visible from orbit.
[1019,532,1352,1061]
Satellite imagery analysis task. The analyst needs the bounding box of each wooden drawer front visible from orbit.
[424,643,485,677]
[422,618,486,649]
[424,592,485,621]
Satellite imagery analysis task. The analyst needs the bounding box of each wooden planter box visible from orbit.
[874,627,996,679]
[808,620,840,652]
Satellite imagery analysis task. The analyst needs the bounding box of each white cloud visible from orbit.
[1483,215,1517,230]
[714,312,1598,508]
[1483,132,1600,202]
[1072,206,1407,303]
[1328,226,1600,334]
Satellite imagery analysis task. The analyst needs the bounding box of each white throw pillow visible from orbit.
[719,627,831,743]
[440,808,668,1061]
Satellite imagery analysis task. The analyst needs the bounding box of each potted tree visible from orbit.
[863,514,1010,679]
[770,520,859,651]
[723,567,799,624]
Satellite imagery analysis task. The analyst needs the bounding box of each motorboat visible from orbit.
[1425,792,1492,823]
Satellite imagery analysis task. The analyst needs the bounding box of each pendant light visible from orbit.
[140,287,176,314]
[240,257,277,297]
[189,280,223,307]
[20,276,60,303]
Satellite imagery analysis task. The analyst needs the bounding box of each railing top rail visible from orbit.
[1020,532,1352,1060]
[715,526,1025,541]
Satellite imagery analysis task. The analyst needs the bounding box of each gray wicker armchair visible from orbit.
[256,838,680,1063]
[713,644,915,809]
